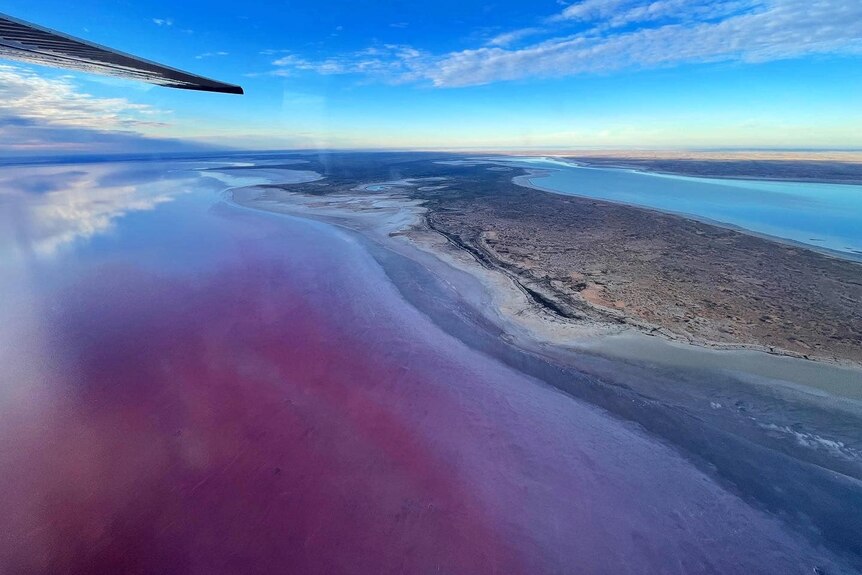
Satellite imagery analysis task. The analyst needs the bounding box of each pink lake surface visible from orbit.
[0,162,850,574]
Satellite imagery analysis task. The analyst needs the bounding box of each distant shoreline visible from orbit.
[556,153,862,186]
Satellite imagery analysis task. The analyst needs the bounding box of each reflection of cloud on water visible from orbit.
[0,165,190,257]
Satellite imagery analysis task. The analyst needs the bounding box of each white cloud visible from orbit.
[0,64,211,156]
[0,65,168,130]
[195,51,230,59]
[152,18,174,27]
[266,0,862,87]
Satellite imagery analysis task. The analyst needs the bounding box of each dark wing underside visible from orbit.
[0,13,243,94]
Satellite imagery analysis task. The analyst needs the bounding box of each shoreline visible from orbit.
[227,176,862,384]
[480,149,862,185]
[560,154,862,186]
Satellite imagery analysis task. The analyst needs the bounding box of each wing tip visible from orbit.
[173,83,244,95]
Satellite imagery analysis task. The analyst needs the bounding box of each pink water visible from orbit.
[0,162,848,574]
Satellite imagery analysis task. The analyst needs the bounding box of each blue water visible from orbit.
[494,157,862,257]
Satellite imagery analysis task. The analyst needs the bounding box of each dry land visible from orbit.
[427,178,862,363]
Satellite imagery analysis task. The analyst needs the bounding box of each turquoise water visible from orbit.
[497,157,862,257]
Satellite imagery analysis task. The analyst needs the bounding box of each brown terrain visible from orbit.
[425,178,862,363]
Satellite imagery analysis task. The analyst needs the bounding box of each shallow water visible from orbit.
[494,157,862,257]
[0,159,857,574]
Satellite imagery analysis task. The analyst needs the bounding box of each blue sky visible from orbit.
[1,0,861,153]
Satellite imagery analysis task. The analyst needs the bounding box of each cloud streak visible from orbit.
[429,0,862,86]
[269,45,430,82]
[487,27,544,47]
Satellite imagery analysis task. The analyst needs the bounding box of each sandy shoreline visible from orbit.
[231,184,632,341]
[227,175,862,393]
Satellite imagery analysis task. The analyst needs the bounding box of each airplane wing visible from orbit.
[0,12,243,94]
